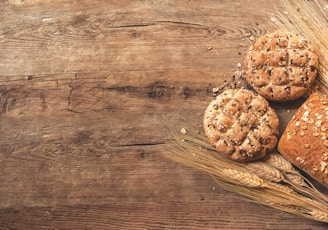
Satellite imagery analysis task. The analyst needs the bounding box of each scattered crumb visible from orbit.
[206,45,213,50]
[212,87,220,94]
[180,128,187,134]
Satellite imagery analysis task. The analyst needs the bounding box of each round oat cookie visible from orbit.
[243,29,318,101]
[203,88,279,162]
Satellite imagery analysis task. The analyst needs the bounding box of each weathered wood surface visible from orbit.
[0,0,327,229]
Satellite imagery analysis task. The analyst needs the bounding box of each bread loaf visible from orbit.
[243,29,318,102]
[203,88,279,162]
[278,93,328,188]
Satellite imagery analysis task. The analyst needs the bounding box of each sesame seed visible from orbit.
[296,157,305,164]
[324,140,328,147]
[313,132,320,137]
[315,120,323,127]
[323,153,328,161]
[304,144,310,148]
[303,110,309,117]
[295,121,300,127]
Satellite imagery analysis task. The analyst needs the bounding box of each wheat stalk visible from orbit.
[167,129,328,223]
[212,175,328,223]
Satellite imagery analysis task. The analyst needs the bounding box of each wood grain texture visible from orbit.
[0,0,327,229]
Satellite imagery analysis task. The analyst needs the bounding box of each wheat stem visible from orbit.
[167,129,328,223]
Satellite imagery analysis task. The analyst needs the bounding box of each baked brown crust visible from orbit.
[243,29,318,101]
[278,93,328,188]
[203,89,279,162]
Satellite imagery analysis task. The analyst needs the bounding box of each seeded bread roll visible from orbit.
[203,88,279,162]
[278,93,328,188]
[243,29,318,101]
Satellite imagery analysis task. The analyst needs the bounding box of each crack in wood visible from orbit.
[113,142,166,147]
[155,20,209,28]
[108,20,208,29]
[67,80,75,112]
[108,23,157,29]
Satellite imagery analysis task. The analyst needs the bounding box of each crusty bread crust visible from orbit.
[278,93,328,188]
[243,29,318,102]
[203,89,279,162]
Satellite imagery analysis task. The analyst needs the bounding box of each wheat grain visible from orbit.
[309,209,328,221]
[263,152,294,172]
[285,172,308,187]
[245,162,284,183]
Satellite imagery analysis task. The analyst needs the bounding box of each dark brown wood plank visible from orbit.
[1,200,328,230]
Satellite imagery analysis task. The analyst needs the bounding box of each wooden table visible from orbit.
[0,0,327,229]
